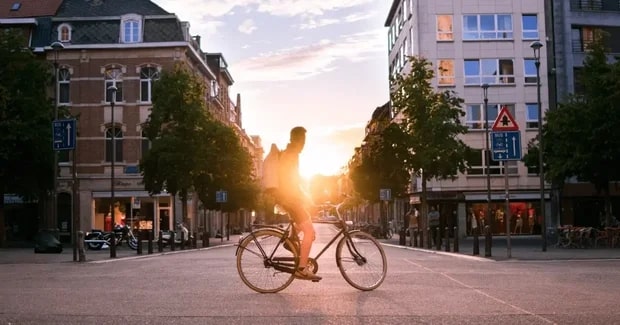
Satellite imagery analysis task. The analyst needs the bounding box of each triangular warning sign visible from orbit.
[492,106,519,131]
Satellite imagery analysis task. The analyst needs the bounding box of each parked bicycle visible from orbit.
[235,200,387,293]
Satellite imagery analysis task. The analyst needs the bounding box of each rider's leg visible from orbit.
[288,205,314,269]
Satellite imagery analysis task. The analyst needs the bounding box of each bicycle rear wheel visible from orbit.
[336,230,387,291]
[236,229,298,293]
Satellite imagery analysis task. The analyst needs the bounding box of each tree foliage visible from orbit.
[0,30,56,246]
[140,63,258,223]
[390,56,472,220]
[523,32,620,224]
[349,122,410,203]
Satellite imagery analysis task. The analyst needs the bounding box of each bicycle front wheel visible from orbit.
[236,229,298,293]
[336,230,387,291]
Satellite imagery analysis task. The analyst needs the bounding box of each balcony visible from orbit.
[570,0,620,12]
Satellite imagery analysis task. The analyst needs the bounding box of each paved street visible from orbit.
[1,223,620,324]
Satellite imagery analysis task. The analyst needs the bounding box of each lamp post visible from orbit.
[530,40,546,252]
[50,41,64,231]
[482,83,492,257]
[108,85,117,258]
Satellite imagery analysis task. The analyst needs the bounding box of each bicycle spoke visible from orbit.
[336,231,387,291]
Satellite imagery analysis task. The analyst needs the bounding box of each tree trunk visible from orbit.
[421,175,428,230]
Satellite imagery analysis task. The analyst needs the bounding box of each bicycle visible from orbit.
[235,201,387,293]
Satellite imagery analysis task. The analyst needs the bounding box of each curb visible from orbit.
[88,242,237,264]
[381,243,493,262]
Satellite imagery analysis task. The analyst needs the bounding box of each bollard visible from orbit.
[435,228,441,250]
[444,227,450,252]
[170,232,176,251]
[180,231,185,250]
[77,231,86,262]
[192,232,198,248]
[399,228,406,246]
[412,230,418,247]
[137,231,143,255]
[426,227,432,249]
[205,231,210,247]
[473,227,480,256]
[453,226,459,252]
[418,230,423,248]
[147,231,153,254]
[484,225,492,257]
[158,230,163,253]
[203,231,209,247]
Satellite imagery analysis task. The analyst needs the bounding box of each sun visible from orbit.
[299,143,349,179]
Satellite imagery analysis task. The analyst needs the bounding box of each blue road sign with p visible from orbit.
[379,188,391,201]
[491,131,522,161]
[216,190,228,203]
[53,119,76,151]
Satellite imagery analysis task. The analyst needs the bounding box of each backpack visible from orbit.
[262,143,280,191]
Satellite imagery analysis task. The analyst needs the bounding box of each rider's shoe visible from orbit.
[294,267,321,282]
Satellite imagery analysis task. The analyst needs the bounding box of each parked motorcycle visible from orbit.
[85,225,138,250]
[161,223,193,247]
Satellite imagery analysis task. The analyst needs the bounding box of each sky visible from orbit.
[153,0,392,178]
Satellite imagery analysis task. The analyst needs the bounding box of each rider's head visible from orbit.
[289,126,306,152]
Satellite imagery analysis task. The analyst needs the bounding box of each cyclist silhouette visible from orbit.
[275,126,321,281]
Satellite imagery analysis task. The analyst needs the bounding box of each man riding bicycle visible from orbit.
[273,126,321,281]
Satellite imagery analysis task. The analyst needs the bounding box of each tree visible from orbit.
[349,123,410,203]
[390,56,471,225]
[523,31,620,226]
[0,30,56,246]
[141,63,210,224]
[194,120,259,213]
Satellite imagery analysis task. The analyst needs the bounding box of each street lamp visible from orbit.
[108,85,117,258]
[482,83,492,257]
[530,40,546,252]
[50,41,64,231]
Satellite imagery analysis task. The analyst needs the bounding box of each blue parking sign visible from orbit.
[53,119,76,151]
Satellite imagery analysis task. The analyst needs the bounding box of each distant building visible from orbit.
[385,0,549,236]
[1,0,262,238]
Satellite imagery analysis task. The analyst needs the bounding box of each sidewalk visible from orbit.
[0,235,241,265]
[379,234,620,261]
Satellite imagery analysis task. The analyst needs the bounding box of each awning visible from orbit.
[464,192,550,201]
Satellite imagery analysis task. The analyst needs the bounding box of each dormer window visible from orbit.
[58,23,72,42]
[121,14,142,43]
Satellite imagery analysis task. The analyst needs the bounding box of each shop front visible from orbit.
[90,191,171,233]
[464,192,549,236]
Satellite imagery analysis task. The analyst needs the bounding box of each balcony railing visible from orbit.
[570,0,620,12]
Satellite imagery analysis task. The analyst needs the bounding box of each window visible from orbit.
[438,59,455,85]
[524,59,537,84]
[58,24,71,42]
[571,26,595,52]
[105,68,123,102]
[121,14,142,43]
[467,149,501,175]
[123,20,140,43]
[140,130,150,159]
[464,59,515,85]
[140,67,159,102]
[209,80,219,98]
[526,103,539,129]
[466,104,515,130]
[437,15,453,41]
[105,127,123,162]
[58,68,70,104]
[522,14,539,39]
[463,14,513,40]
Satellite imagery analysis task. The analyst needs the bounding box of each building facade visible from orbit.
[2,0,263,241]
[385,0,550,237]
[548,0,620,227]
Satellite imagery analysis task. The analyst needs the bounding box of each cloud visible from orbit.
[232,29,385,82]
[344,11,376,22]
[238,18,257,34]
[298,18,340,30]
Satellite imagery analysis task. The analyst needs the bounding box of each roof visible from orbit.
[384,0,400,27]
[0,0,63,18]
[372,102,391,120]
[56,0,169,17]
